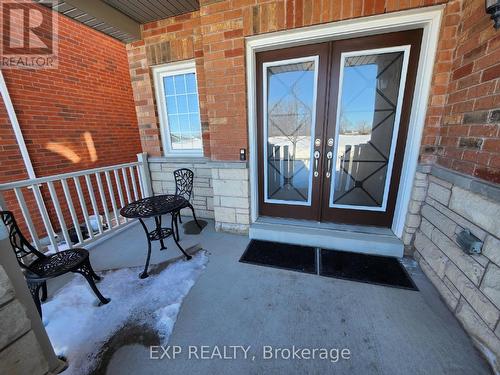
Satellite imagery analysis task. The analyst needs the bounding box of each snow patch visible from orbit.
[43,251,208,374]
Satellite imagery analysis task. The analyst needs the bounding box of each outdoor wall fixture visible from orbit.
[457,229,483,255]
[486,0,500,29]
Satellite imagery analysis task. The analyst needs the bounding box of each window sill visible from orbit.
[149,155,208,164]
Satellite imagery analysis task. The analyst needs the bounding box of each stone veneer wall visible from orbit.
[0,265,49,374]
[148,159,250,233]
[211,163,250,234]
[406,164,500,370]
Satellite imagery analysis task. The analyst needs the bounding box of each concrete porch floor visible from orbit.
[68,218,490,374]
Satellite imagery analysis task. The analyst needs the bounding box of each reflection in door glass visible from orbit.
[265,60,316,203]
[331,51,405,209]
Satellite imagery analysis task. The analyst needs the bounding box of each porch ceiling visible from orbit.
[37,0,200,43]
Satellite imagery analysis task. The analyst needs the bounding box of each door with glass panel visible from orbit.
[256,43,329,220]
[256,30,422,226]
[321,30,422,226]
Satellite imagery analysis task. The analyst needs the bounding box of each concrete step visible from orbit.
[249,217,404,258]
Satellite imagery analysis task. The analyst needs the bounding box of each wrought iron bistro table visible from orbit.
[120,194,192,279]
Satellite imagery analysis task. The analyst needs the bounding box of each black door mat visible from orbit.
[320,249,418,291]
[183,220,208,235]
[239,240,316,274]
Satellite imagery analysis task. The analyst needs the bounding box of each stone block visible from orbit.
[411,186,427,201]
[405,213,421,229]
[481,263,500,311]
[193,187,213,197]
[428,175,453,189]
[420,217,434,239]
[207,197,214,211]
[443,276,461,299]
[414,231,448,278]
[218,168,248,181]
[421,204,457,239]
[0,331,49,375]
[150,171,169,181]
[408,200,422,214]
[456,298,500,373]
[195,168,213,178]
[402,231,413,246]
[449,187,500,239]
[212,179,248,197]
[215,222,249,235]
[0,266,14,306]
[431,228,485,285]
[236,213,250,225]
[427,182,451,205]
[426,196,487,241]
[483,235,500,267]
[0,300,30,350]
[151,181,163,194]
[219,196,249,209]
[419,258,458,311]
[445,263,499,329]
[214,207,236,223]
[149,163,162,172]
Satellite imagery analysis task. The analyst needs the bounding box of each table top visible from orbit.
[120,194,186,219]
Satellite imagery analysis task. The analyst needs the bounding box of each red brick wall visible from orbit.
[129,0,448,162]
[0,4,142,239]
[128,0,499,183]
[0,9,141,181]
[429,0,500,183]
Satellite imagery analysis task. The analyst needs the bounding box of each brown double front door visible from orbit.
[256,29,422,227]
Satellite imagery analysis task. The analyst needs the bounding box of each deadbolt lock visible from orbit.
[327,138,334,147]
[315,138,321,147]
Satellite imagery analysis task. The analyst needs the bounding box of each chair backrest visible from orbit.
[0,211,45,267]
[174,168,194,201]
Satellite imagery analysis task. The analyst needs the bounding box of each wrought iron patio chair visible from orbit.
[173,168,203,230]
[0,211,110,318]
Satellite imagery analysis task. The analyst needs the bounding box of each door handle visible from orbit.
[326,151,333,178]
[313,150,320,177]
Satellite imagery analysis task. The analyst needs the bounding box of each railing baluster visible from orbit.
[73,177,94,240]
[85,174,103,235]
[136,165,145,198]
[61,178,84,244]
[121,168,132,204]
[47,181,73,250]
[13,187,43,250]
[95,172,112,231]
[104,171,120,227]
[113,169,125,209]
[31,184,58,252]
[1,161,146,248]
[129,166,139,201]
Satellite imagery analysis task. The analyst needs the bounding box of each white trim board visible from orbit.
[246,5,444,241]
[0,71,36,179]
[152,59,204,158]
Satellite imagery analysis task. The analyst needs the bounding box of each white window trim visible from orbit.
[152,60,204,157]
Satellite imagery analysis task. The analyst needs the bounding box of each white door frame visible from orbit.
[245,5,444,238]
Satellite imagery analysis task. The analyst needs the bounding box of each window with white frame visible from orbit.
[153,61,203,156]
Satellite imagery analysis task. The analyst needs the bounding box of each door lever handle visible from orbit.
[313,150,320,177]
[326,151,333,178]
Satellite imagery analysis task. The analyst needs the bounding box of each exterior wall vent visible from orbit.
[457,229,483,255]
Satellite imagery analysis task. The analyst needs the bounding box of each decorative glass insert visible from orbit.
[265,58,317,204]
[330,50,406,210]
[163,72,202,151]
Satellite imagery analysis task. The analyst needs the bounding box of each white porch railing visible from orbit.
[0,153,152,252]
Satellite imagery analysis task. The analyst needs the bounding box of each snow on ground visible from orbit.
[42,251,208,375]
